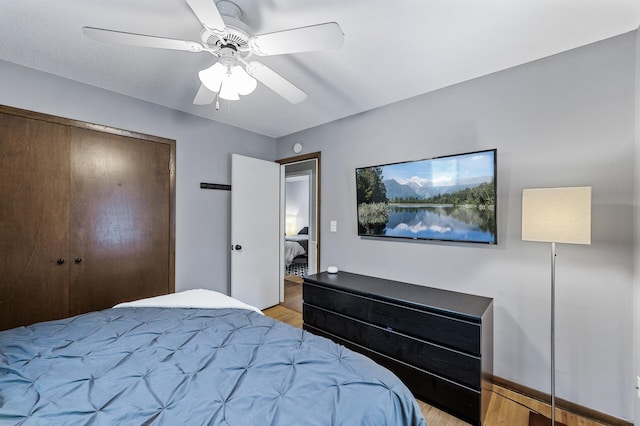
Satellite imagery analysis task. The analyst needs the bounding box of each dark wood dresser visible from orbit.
[302,271,493,426]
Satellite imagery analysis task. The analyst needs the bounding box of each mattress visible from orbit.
[284,240,306,267]
[0,290,426,425]
[285,234,308,252]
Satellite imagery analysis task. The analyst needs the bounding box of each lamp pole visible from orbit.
[550,242,556,425]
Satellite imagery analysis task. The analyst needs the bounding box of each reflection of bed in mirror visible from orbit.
[285,234,308,267]
[285,227,309,268]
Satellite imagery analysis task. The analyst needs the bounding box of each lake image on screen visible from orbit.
[356,150,496,243]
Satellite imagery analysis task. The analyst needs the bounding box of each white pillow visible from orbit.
[113,289,263,315]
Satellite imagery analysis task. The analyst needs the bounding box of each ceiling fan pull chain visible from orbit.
[215,79,223,110]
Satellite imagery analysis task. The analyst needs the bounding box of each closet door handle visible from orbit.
[56,258,65,265]
[74,258,83,264]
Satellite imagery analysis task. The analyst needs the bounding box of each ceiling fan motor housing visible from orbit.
[219,44,239,67]
[201,1,251,50]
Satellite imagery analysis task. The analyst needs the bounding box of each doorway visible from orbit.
[278,152,320,312]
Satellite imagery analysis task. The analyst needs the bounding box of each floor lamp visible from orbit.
[521,186,592,426]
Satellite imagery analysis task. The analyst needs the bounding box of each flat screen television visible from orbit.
[356,149,497,244]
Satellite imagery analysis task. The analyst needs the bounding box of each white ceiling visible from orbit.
[1,1,639,138]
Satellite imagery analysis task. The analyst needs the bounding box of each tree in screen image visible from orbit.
[356,167,389,234]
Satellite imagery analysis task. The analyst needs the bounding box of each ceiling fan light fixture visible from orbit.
[230,65,257,95]
[199,61,256,101]
[198,62,226,92]
[219,81,240,100]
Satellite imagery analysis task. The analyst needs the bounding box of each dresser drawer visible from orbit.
[368,297,481,355]
[304,303,371,348]
[304,304,481,389]
[304,282,481,355]
[303,283,370,322]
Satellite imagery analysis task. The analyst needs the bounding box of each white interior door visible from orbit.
[231,154,280,310]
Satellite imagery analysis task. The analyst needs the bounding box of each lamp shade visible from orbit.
[522,186,591,245]
[219,81,240,101]
[199,62,226,92]
[230,65,257,96]
[199,62,257,101]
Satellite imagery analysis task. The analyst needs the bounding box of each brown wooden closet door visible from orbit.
[0,113,70,330]
[69,128,170,315]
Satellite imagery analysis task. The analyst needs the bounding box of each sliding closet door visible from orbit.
[69,128,171,315]
[0,113,70,330]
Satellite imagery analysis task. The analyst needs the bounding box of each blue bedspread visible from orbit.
[0,307,426,425]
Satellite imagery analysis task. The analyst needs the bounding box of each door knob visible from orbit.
[56,258,65,265]
[234,244,242,250]
[75,258,83,264]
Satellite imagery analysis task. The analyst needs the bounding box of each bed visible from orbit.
[284,238,307,267]
[0,290,426,425]
[285,227,310,271]
[285,227,309,268]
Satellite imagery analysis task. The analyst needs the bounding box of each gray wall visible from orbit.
[634,29,640,426]
[0,60,276,295]
[278,33,636,420]
[285,178,310,234]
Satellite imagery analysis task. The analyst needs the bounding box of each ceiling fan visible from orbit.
[82,0,344,107]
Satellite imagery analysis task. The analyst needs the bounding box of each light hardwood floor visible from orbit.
[264,301,617,426]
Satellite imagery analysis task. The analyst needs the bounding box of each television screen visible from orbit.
[356,149,497,244]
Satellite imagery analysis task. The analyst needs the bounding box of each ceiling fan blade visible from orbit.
[193,84,216,105]
[83,27,203,52]
[248,22,344,56]
[186,0,226,34]
[245,61,307,104]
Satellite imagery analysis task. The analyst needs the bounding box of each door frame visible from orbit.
[277,152,321,277]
